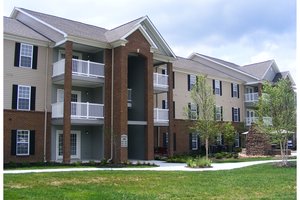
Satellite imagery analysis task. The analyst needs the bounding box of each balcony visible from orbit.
[154,108,169,126]
[245,117,273,126]
[244,93,259,103]
[52,59,105,87]
[51,102,104,125]
[153,73,168,93]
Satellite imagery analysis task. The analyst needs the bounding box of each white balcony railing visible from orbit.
[154,108,169,123]
[244,93,259,102]
[52,102,104,119]
[52,59,105,78]
[153,73,168,88]
[245,117,273,126]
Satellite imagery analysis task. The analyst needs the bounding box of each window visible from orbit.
[188,75,196,91]
[163,133,168,148]
[162,100,168,109]
[235,133,240,147]
[232,107,240,122]
[215,106,223,121]
[191,133,198,150]
[11,130,35,156]
[12,85,36,111]
[14,43,38,69]
[231,83,239,98]
[213,80,222,96]
[216,134,222,145]
[189,103,197,120]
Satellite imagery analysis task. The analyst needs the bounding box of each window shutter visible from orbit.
[197,134,200,150]
[197,104,199,119]
[173,133,176,151]
[30,86,36,111]
[163,133,167,147]
[220,81,222,96]
[173,72,175,89]
[32,46,38,69]
[238,108,240,122]
[188,103,191,119]
[162,100,165,109]
[188,75,190,91]
[30,130,35,155]
[239,133,241,147]
[237,84,239,98]
[222,134,224,146]
[231,83,233,97]
[173,101,175,119]
[232,107,234,122]
[12,85,18,109]
[162,69,166,74]
[214,106,216,121]
[14,43,21,67]
[11,130,17,155]
[189,133,192,150]
[221,106,223,121]
[213,80,215,94]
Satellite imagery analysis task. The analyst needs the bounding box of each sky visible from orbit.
[2,0,297,81]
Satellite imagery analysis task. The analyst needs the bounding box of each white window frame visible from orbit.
[57,89,81,103]
[17,85,31,110]
[56,130,81,160]
[232,83,238,98]
[235,133,240,147]
[190,75,196,90]
[233,107,239,122]
[19,43,33,68]
[215,105,222,121]
[192,132,198,150]
[190,103,197,120]
[215,80,220,95]
[16,130,30,155]
[216,134,222,145]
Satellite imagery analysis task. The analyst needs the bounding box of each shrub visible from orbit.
[215,153,223,159]
[166,159,172,162]
[100,159,107,166]
[196,157,212,167]
[152,163,156,166]
[74,161,82,166]
[36,161,44,166]
[142,161,146,165]
[220,152,227,157]
[129,161,133,165]
[22,161,30,167]
[123,161,128,165]
[155,155,162,160]
[49,161,55,165]
[137,161,141,165]
[186,157,195,168]
[147,162,151,165]
[9,161,17,168]
[235,147,242,153]
[226,153,233,158]
[233,154,239,159]
[89,160,96,166]
[60,161,65,166]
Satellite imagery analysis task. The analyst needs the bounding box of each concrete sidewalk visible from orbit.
[3,159,295,174]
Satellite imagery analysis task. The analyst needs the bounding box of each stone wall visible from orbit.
[246,124,271,156]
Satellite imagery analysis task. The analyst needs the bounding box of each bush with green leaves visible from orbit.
[214,153,223,159]
[100,159,107,166]
[123,161,128,165]
[233,154,239,159]
[36,161,44,166]
[137,161,141,165]
[9,161,17,168]
[195,157,212,167]
[22,161,30,167]
[220,152,227,157]
[74,161,82,166]
[226,153,233,158]
[129,161,133,165]
[89,160,96,166]
[186,157,195,168]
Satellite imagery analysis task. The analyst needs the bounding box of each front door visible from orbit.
[56,130,81,160]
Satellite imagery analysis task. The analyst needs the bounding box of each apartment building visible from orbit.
[3,7,295,164]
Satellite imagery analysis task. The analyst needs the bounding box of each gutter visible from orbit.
[107,48,114,163]
[44,43,50,162]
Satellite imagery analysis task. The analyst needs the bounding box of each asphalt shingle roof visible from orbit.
[240,60,273,79]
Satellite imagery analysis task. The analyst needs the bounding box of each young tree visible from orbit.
[255,78,296,165]
[222,122,236,152]
[184,74,220,160]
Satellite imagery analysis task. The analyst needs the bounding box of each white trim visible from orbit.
[56,130,81,160]
[57,89,81,103]
[192,132,198,150]
[17,85,31,111]
[58,50,82,60]
[4,33,54,47]
[19,43,33,68]
[16,130,30,155]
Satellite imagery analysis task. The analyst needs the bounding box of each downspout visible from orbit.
[107,47,114,163]
[44,43,50,162]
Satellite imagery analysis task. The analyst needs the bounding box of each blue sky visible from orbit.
[2,0,297,79]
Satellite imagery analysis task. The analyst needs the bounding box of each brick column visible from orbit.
[63,41,73,164]
[167,62,174,156]
[145,57,154,160]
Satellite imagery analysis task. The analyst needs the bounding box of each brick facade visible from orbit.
[4,110,51,163]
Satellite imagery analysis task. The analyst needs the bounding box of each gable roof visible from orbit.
[240,60,275,80]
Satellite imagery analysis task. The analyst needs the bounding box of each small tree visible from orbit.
[184,74,220,160]
[222,122,236,152]
[255,78,296,165]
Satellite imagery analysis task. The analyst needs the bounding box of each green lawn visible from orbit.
[4,162,296,199]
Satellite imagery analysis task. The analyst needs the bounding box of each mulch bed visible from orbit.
[270,162,297,168]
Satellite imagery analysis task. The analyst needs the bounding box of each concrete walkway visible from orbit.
[3,159,296,174]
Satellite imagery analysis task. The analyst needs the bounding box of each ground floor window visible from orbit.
[192,133,198,150]
[17,130,29,155]
[235,133,240,147]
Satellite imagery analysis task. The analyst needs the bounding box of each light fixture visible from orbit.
[86,91,89,95]
[85,131,89,135]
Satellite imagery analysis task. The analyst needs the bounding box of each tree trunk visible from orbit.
[206,138,209,160]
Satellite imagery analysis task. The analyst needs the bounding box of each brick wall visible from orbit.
[4,110,51,163]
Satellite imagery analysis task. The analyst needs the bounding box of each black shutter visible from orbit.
[162,100,165,109]
[189,133,192,150]
[239,133,241,147]
[30,130,35,155]
[238,108,240,122]
[237,84,239,98]
[173,133,176,151]
[220,81,222,96]
[213,80,215,94]
[221,106,223,121]
[32,46,38,69]
[173,101,175,119]
[221,134,224,146]
[30,86,36,111]
[162,69,165,74]
[11,130,17,155]
[188,103,191,119]
[12,85,18,109]
[14,43,20,67]
[197,134,200,150]
[214,106,216,121]
[231,83,233,97]
[188,75,190,91]
[163,133,167,147]
[197,104,199,119]
[173,72,175,89]
[232,107,234,122]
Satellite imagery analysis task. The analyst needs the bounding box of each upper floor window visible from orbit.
[14,43,38,69]
[213,80,222,96]
[12,85,36,111]
[232,107,240,122]
[188,75,196,91]
[215,105,223,121]
[189,103,198,120]
[231,83,239,98]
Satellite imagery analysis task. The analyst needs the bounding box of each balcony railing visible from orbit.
[153,73,168,88]
[244,93,259,102]
[52,59,105,78]
[52,102,104,119]
[154,108,169,123]
[245,117,273,126]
